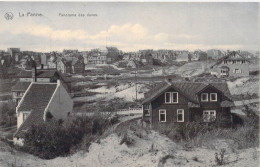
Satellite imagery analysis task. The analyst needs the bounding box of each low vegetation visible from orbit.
[22,114,119,159]
[215,148,226,166]
[0,102,16,128]
[155,116,259,150]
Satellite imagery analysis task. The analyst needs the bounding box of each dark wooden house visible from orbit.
[142,80,234,127]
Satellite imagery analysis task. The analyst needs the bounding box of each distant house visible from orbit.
[40,53,48,69]
[57,58,72,74]
[206,49,224,60]
[210,51,249,78]
[142,80,234,127]
[47,55,57,69]
[13,81,73,146]
[176,52,190,62]
[7,48,21,64]
[140,53,153,65]
[71,56,84,74]
[86,49,107,65]
[0,57,8,78]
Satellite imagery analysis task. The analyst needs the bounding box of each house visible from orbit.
[7,48,21,64]
[142,79,234,127]
[57,58,72,74]
[47,55,57,69]
[12,64,71,105]
[71,56,84,74]
[176,51,190,62]
[86,49,107,65]
[210,51,249,78]
[13,81,73,146]
[0,57,8,78]
[206,49,225,60]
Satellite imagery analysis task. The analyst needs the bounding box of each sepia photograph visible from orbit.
[0,1,259,167]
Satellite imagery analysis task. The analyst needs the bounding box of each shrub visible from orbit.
[159,155,175,165]
[120,133,135,146]
[23,115,113,159]
[23,120,84,159]
[0,102,16,127]
[215,149,226,166]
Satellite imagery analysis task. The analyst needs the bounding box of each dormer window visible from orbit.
[201,93,208,102]
[165,92,178,103]
[210,93,217,102]
[172,92,178,103]
[165,92,171,103]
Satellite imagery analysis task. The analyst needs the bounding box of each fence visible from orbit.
[116,107,143,116]
[72,107,143,117]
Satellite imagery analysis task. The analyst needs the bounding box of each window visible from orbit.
[221,68,228,76]
[177,109,184,122]
[234,69,242,74]
[172,92,178,103]
[242,60,245,64]
[165,92,178,103]
[201,93,208,102]
[165,92,171,103]
[203,110,216,122]
[23,112,30,122]
[232,60,236,64]
[210,93,217,102]
[159,110,166,122]
[143,104,150,116]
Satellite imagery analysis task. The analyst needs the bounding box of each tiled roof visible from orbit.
[142,81,233,105]
[14,83,57,137]
[17,69,57,78]
[11,82,31,91]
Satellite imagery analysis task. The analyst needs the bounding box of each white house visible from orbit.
[13,80,73,146]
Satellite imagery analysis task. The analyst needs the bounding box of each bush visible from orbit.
[0,102,16,127]
[23,115,113,159]
[23,120,84,159]
[215,149,226,166]
[120,133,135,146]
[155,119,259,150]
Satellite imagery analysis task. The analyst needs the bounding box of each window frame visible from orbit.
[234,69,242,74]
[159,109,166,122]
[172,92,178,103]
[177,109,184,122]
[201,93,208,102]
[203,110,216,122]
[143,104,150,116]
[210,93,217,102]
[165,92,172,104]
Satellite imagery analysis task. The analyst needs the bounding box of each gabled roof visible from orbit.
[142,81,232,104]
[211,51,249,68]
[14,83,57,137]
[17,69,58,78]
[11,82,31,92]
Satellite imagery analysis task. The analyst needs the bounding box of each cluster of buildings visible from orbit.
[0,47,254,146]
[0,47,123,78]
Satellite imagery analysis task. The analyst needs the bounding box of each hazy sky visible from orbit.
[0,2,259,52]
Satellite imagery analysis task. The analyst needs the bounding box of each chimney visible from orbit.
[32,61,37,82]
[165,78,172,85]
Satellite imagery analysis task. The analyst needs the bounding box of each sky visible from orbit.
[0,2,259,52]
